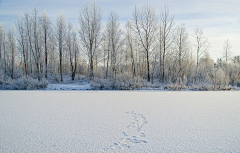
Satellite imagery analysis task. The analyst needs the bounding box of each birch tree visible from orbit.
[159,4,174,82]
[23,8,42,80]
[78,1,102,80]
[125,20,136,78]
[32,8,42,80]
[173,24,189,80]
[222,39,231,63]
[132,3,158,82]
[106,11,122,79]
[8,25,16,79]
[194,27,210,68]
[40,10,52,78]
[66,22,78,80]
[0,24,4,70]
[56,13,66,82]
[1,24,7,74]
[17,15,28,76]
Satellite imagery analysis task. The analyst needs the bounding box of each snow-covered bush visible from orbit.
[0,76,48,90]
[113,73,145,90]
[38,78,48,89]
[91,78,111,90]
[0,70,4,85]
[213,68,230,90]
[13,77,30,90]
[91,73,145,90]
[164,81,187,91]
[75,74,89,82]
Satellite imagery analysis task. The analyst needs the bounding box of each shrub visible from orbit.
[0,76,48,90]
[91,73,145,90]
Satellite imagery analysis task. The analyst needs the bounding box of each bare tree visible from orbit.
[48,32,57,77]
[173,24,189,80]
[0,24,4,70]
[1,24,7,74]
[23,8,43,80]
[106,11,122,79]
[72,30,78,80]
[17,15,28,76]
[8,25,16,79]
[40,10,52,79]
[125,20,136,78]
[78,1,102,80]
[132,3,158,82]
[56,13,66,82]
[222,39,232,63]
[66,22,78,80]
[32,8,42,81]
[193,27,210,68]
[159,4,174,82]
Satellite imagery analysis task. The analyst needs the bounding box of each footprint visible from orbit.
[126,136,148,144]
[103,111,148,151]
[139,133,145,137]
[121,132,128,137]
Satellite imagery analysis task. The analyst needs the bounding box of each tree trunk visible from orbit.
[146,50,150,82]
[45,31,48,79]
[11,43,14,79]
[60,42,63,82]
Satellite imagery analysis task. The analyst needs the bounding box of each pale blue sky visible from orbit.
[0,0,240,60]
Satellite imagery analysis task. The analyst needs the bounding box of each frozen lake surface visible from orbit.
[0,91,240,152]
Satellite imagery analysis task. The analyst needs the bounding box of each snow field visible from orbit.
[0,91,240,152]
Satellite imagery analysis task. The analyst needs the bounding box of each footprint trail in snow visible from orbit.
[102,111,148,152]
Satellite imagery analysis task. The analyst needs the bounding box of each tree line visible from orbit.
[0,1,240,90]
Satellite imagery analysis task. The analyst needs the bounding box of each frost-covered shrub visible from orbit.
[0,77,14,90]
[197,84,214,91]
[113,73,144,90]
[0,70,4,85]
[164,82,187,91]
[5,78,14,85]
[0,76,48,90]
[163,77,188,91]
[76,74,89,82]
[13,77,29,90]
[47,73,61,83]
[213,68,230,90]
[91,73,145,90]
[38,78,48,89]
[91,78,111,90]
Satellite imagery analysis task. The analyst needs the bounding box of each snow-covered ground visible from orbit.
[0,91,240,152]
[46,75,92,90]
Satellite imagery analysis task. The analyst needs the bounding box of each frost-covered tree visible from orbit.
[7,25,16,79]
[78,1,102,80]
[159,4,174,82]
[32,8,43,81]
[105,11,122,79]
[56,13,66,82]
[0,24,4,71]
[193,27,210,68]
[132,3,158,82]
[17,15,29,76]
[232,56,240,64]
[0,24,7,75]
[173,24,189,81]
[222,39,232,63]
[66,22,78,80]
[40,10,52,79]
[199,52,214,83]
[125,20,136,78]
